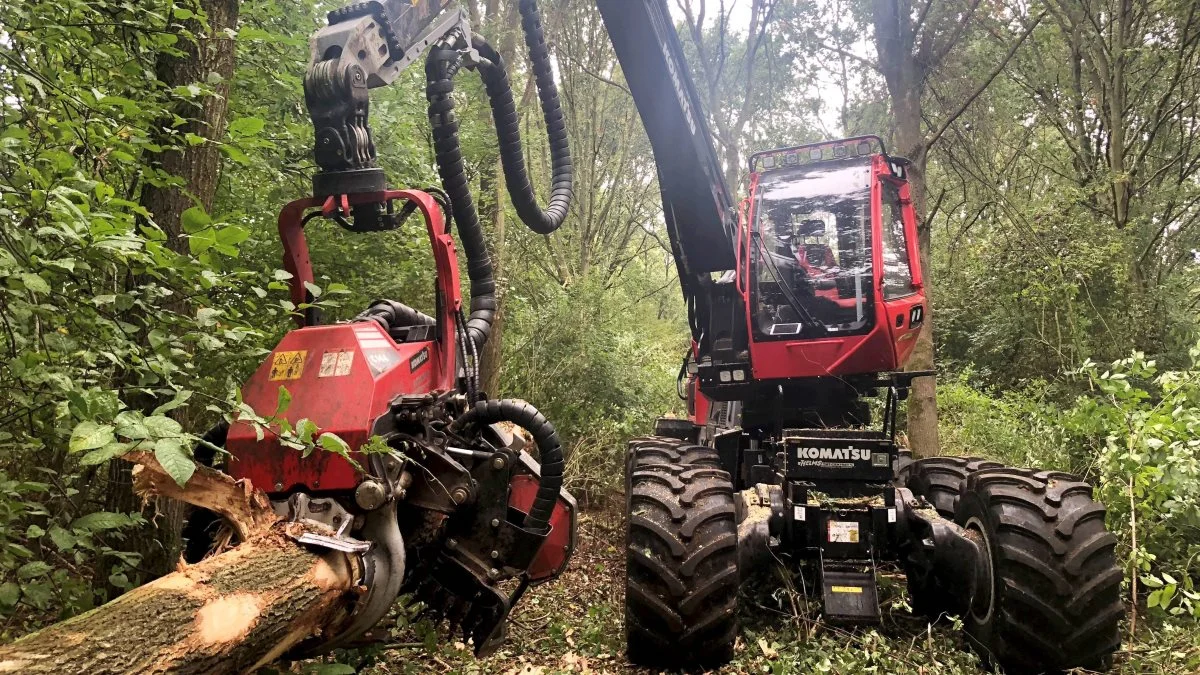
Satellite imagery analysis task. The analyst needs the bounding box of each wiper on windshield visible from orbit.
[752,231,821,331]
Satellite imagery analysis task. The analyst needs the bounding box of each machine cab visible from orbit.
[739,136,925,382]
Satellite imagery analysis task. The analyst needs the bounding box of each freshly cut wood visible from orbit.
[0,455,363,675]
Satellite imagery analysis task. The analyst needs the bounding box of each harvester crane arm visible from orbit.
[595,0,741,352]
[301,0,573,352]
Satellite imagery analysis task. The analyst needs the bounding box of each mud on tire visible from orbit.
[956,468,1123,673]
[901,456,1002,518]
[626,436,721,473]
[624,440,737,670]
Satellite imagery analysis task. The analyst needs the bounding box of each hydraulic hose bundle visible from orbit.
[450,398,564,535]
[425,0,573,351]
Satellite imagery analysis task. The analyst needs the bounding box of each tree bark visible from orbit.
[873,0,941,457]
[1,457,360,675]
[107,0,242,583]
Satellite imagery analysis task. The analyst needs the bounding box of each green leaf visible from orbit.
[303,281,322,298]
[108,572,132,590]
[215,225,250,247]
[25,524,45,539]
[196,307,221,326]
[0,582,19,608]
[296,418,319,445]
[69,421,116,453]
[189,227,217,255]
[181,206,212,233]
[228,117,266,137]
[19,272,51,294]
[115,411,150,440]
[144,415,184,438]
[318,434,359,471]
[71,512,132,532]
[17,561,51,580]
[275,385,292,416]
[80,441,133,466]
[48,525,77,552]
[153,390,193,416]
[21,582,52,608]
[155,438,195,487]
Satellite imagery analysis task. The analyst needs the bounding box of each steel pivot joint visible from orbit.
[302,0,468,197]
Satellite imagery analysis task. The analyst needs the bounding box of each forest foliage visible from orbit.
[2,0,1200,670]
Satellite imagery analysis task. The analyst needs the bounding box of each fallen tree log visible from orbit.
[0,454,363,674]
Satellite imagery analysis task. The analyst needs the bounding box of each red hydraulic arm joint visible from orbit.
[275,189,461,391]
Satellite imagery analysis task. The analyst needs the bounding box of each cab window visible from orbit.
[881,181,914,300]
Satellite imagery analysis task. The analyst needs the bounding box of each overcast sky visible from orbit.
[666,0,858,134]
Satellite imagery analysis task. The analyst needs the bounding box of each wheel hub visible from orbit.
[963,516,994,623]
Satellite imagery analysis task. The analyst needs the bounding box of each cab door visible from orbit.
[876,173,925,366]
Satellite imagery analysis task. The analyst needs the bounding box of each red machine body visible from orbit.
[227,190,458,494]
[508,473,575,582]
[227,321,446,492]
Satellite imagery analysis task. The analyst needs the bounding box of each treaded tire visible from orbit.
[627,435,721,472]
[624,451,738,670]
[901,456,1002,518]
[956,468,1123,673]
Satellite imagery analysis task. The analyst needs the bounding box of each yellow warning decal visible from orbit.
[831,586,863,594]
[269,350,307,381]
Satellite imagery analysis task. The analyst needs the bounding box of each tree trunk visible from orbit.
[873,0,941,457]
[1,457,360,675]
[107,0,242,583]
[141,0,240,245]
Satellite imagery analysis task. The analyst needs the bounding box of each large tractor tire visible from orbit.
[624,438,738,670]
[626,435,721,472]
[954,468,1123,673]
[900,456,1002,518]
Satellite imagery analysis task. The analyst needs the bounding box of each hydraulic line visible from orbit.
[450,399,563,535]
[425,0,572,351]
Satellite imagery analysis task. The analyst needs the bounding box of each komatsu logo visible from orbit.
[795,446,872,462]
[662,43,697,136]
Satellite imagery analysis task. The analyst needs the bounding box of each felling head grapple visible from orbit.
[217,189,575,655]
[183,0,578,656]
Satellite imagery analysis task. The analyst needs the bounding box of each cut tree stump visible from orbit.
[0,454,364,674]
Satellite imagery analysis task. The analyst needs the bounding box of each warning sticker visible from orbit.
[831,586,863,594]
[268,350,307,381]
[827,521,860,544]
[319,351,354,377]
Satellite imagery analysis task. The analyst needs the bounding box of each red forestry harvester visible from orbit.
[183,0,576,656]
[596,1,1125,672]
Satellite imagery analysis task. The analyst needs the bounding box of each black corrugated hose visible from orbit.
[355,299,436,338]
[450,399,563,535]
[425,0,572,351]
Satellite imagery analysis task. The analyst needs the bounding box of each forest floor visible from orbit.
[301,496,1190,675]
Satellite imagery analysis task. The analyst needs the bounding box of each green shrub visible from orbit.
[1064,346,1200,618]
